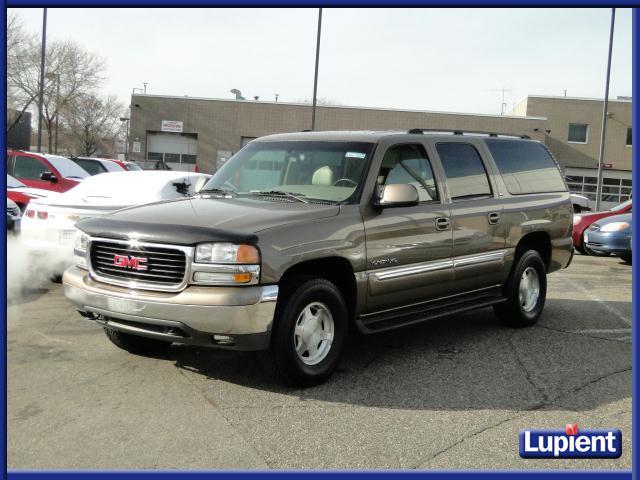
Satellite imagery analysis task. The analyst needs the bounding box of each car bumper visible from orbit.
[584,230,632,255]
[62,266,278,350]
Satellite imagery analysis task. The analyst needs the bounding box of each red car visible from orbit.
[6,174,55,211]
[6,150,90,193]
[572,198,633,254]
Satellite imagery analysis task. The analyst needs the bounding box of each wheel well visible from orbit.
[515,232,552,271]
[279,257,357,320]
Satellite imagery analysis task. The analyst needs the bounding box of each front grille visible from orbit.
[90,240,187,286]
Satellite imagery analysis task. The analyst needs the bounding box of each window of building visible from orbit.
[14,155,48,180]
[626,128,632,146]
[485,139,566,194]
[241,136,257,148]
[378,144,439,202]
[436,143,492,200]
[568,123,588,143]
[564,173,632,206]
[182,154,197,164]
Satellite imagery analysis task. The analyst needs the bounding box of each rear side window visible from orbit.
[485,139,567,195]
[73,158,105,175]
[436,143,492,201]
[14,155,48,180]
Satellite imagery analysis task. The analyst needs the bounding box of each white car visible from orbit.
[21,171,211,274]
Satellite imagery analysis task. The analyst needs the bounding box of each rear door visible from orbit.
[434,140,508,293]
[362,141,454,313]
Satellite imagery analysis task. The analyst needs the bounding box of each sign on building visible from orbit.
[132,141,141,153]
[161,120,184,133]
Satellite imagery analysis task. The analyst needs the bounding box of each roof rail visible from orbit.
[407,128,530,140]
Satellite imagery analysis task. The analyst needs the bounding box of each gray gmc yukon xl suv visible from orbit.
[64,130,573,386]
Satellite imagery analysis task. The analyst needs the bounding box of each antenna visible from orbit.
[490,86,512,115]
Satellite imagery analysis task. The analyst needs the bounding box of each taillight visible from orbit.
[25,209,35,218]
[37,211,48,220]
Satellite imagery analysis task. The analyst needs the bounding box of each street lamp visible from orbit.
[120,117,130,161]
[45,72,60,154]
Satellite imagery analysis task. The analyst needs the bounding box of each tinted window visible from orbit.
[14,155,48,180]
[378,144,439,202]
[73,158,106,175]
[436,143,492,200]
[568,123,588,143]
[627,128,632,146]
[485,139,567,194]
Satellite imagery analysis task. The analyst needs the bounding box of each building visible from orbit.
[511,95,632,206]
[128,93,632,207]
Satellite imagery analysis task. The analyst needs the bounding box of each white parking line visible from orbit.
[564,277,632,327]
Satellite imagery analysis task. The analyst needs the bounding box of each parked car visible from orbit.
[7,150,90,193]
[138,159,172,171]
[570,193,592,213]
[572,198,632,254]
[7,174,57,212]
[22,171,210,275]
[122,161,143,171]
[6,197,21,232]
[583,213,632,263]
[68,156,127,176]
[64,129,573,386]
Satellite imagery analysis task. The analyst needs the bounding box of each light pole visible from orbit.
[311,8,322,131]
[37,8,48,152]
[595,8,616,212]
[120,117,130,161]
[45,72,60,154]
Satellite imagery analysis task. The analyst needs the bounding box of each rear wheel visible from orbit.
[268,278,348,387]
[104,327,170,355]
[494,250,547,328]
[620,254,632,264]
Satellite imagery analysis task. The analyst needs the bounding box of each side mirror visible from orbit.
[373,183,419,208]
[40,171,58,183]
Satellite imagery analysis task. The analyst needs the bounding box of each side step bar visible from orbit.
[356,286,506,334]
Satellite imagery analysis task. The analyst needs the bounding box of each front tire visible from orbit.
[269,278,348,387]
[104,327,170,356]
[494,250,547,328]
[620,254,632,264]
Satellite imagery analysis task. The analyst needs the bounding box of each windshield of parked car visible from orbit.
[45,155,90,179]
[7,174,27,188]
[610,198,632,212]
[202,141,375,204]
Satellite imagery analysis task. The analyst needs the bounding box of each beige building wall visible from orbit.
[512,95,632,171]
[129,95,546,173]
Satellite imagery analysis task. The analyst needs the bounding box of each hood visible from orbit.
[77,197,340,245]
[593,213,632,227]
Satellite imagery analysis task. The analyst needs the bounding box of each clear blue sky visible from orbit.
[10,8,633,115]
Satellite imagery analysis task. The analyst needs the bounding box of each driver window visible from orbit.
[378,144,439,202]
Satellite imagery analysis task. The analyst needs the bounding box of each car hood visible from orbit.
[77,197,341,245]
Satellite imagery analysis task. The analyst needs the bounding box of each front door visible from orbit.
[362,143,453,313]
[434,141,508,293]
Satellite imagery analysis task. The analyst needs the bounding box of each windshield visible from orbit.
[610,198,632,212]
[45,155,90,179]
[202,141,375,203]
[7,174,26,188]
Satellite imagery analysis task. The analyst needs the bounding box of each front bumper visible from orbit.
[584,230,632,255]
[63,266,278,350]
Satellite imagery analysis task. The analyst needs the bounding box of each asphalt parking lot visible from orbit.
[7,253,632,470]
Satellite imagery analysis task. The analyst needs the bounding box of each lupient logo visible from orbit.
[519,424,622,459]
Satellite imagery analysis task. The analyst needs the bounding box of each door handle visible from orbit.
[435,217,450,231]
[488,212,501,225]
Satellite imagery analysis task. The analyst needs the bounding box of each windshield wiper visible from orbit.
[248,190,308,203]
[197,187,235,197]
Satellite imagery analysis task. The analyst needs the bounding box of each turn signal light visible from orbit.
[233,272,253,283]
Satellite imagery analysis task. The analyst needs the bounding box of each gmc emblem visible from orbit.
[113,254,148,271]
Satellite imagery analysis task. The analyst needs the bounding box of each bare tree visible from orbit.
[62,93,124,157]
[7,15,106,150]
[6,12,37,130]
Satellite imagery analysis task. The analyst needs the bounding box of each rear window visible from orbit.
[485,139,567,195]
[45,155,90,179]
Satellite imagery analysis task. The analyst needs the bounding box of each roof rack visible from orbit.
[407,128,530,140]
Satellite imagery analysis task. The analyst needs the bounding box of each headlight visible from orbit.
[192,243,260,286]
[194,243,260,264]
[573,215,582,225]
[74,230,89,253]
[600,222,630,232]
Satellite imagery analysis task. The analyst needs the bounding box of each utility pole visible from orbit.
[311,8,322,130]
[37,8,47,152]
[46,73,60,153]
[595,8,616,212]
